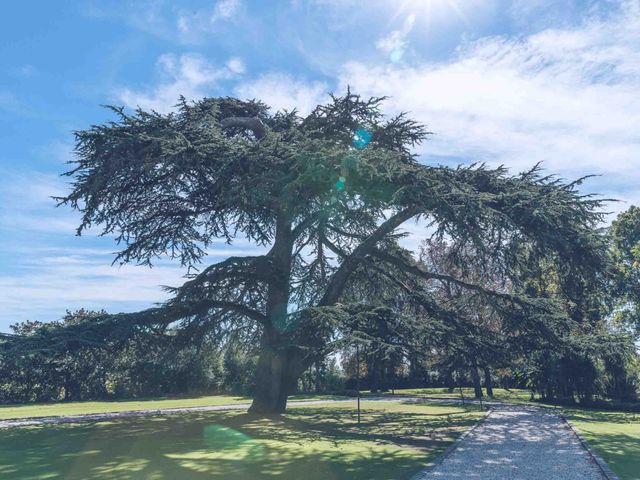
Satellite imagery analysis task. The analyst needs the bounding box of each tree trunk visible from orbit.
[444,370,455,393]
[483,367,494,397]
[249,336,304,414]
[314,360,323,394]
[250,212,298,414]
[369,354,383,393]
[471,364,483,399]
[249,321,310,414]
[64,377,81,401]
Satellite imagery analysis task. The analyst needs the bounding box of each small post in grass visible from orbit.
[391,367,395,396]
[356,342,361,425]
[459,385,465,405]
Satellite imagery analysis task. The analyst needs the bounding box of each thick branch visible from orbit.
[179,255,272,287]
[371,248,538,308]
[291,211,323,240]
[162,294,269,326]
[220,116,266,139]
[206,301,269,324]
[319,207,420,306]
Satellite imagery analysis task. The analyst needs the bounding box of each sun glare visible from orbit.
[395,0,471,26]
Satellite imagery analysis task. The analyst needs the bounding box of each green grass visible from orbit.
[567,409,640,480]
[0,395,252,420]
[0,401,483,480]
[0,393,351,420]
[378,387,533,404]
[0,388,533,421]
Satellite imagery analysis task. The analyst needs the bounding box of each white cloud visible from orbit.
[0,256,185,327]
[176,0,241,42]
[376,13,416,63]
[116,53,244,113]
[336,2,640,204]
[234,73,329,115]
[226,57,246,74]
[213,0,241,19]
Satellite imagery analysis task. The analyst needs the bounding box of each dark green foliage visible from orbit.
[0,310,230,403]
[1,311,111,402]
[524,333,638,405]
[298,357,346,394]
[514,211,640,406]
[221,344,258,395]
[610,205,640,334]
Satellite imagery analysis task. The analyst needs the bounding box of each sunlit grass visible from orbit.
[568,409,640,480]
[0,395,252,420]
[0,393,352,420]
[0,401,483,480]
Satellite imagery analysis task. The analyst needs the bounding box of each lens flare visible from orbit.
[352,128,372,150]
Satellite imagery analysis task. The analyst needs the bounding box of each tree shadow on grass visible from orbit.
[567,410,640,480]
[266,406,478,449]
[577,431,640,480]
[568,409,640,425]
[0,404,479,480]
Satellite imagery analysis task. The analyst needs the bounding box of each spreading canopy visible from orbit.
[2,91,609,412]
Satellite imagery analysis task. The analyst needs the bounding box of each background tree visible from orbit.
[0,310,230,403]
[512,218,640,405]
[610,205,640,335]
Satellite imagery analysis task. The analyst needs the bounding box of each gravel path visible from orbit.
[416,404,606,480]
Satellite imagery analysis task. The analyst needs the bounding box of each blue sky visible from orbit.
[1,0,639,331]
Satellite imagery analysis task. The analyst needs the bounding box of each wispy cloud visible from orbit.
[376,14,416,63]
[0,243,268,329]
[226,57,246,75]
[10,64,37,78]
[0,91,31,116]
[116,53,245,113]
[0,172,263,330]
[234,73,329,115]
[176,0,242,43]
[84,0,242,46]
[0,169,75,234]
[338,2,640,210]
[0,256,184,326]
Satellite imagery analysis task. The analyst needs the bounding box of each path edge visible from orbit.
[559,412,620,480]
[410,406,494,480]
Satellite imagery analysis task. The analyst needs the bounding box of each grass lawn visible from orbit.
[383,387,533,403]
[567,409,640,480]
[0,393,350,420]
[0,401,483,480]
